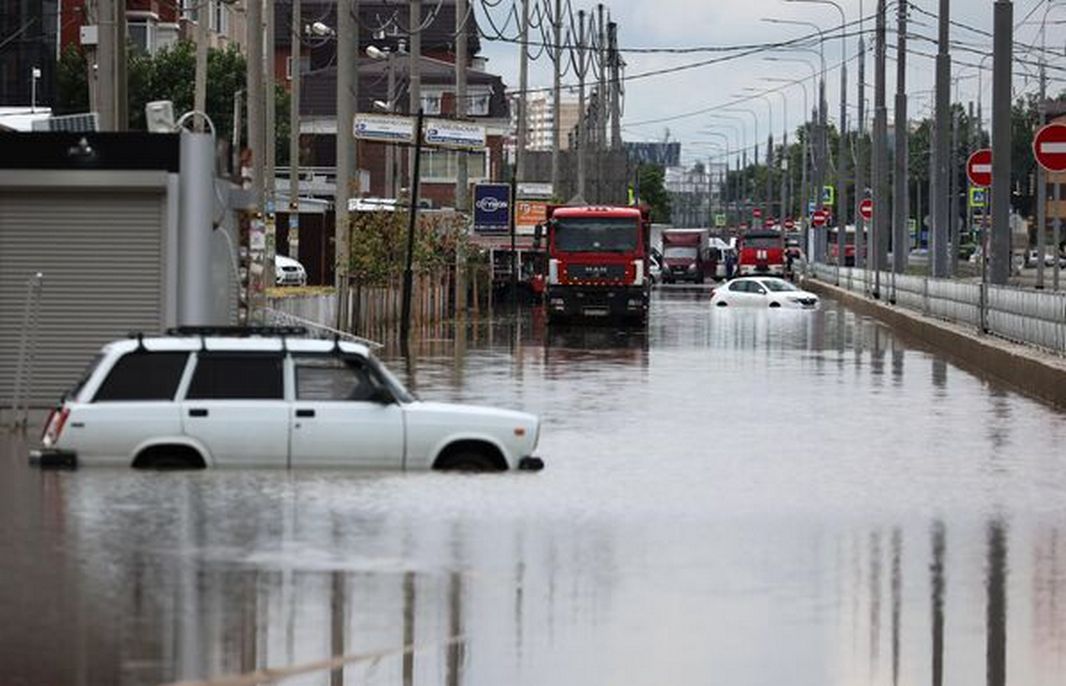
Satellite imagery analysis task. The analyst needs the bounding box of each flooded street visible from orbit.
[3,290,1066,686]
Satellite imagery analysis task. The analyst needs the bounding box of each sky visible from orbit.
[473,0,1066,167]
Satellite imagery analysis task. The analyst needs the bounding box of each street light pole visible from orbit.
[289,0,302,264]
[990,0,1012,286]
[892,0,908,274]
[872,0,888,297]
[931,0,951,278]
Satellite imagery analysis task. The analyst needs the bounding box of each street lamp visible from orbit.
[367,45,399,198]
[724,106,765,219]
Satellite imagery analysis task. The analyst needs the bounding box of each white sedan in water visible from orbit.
[710,277,820,309]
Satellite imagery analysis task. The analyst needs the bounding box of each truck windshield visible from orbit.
[663,246,698,259]
[554,218,639,252]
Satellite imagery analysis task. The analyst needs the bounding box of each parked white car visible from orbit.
[275,255,308,286]
[710,277,819,309]
[32,328,543,472]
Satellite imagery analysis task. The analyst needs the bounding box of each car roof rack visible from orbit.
[163,326,309,337]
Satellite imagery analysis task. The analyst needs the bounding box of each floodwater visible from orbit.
[2,290,1066,686]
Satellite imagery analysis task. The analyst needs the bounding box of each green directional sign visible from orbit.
[715,214,727,227]
[822,185,835,206]
[969,186,987,208]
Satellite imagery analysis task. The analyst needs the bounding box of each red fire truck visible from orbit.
[737,229,786,276]
[541,205,651,325]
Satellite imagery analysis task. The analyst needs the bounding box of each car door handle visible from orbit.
[295,409,315,418]
[188,408,208,417]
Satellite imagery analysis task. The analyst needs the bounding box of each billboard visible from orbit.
[516,200,549,230]
[473,183,512,233]
[624,141,682,167]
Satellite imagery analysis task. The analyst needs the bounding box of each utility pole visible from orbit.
[837,35,848,282]
[596,4,607,202]
[872,0,888,296]
[892,0,908,274]
[194,0,208,133]
[931,0,951,277]
[265,0,277,290]
[115,3,126,129]
[410,0,422,190]
[455,0,469,211]
[455,0,469,313]
[856,19,866,269]
[802,112,810,257]
[515,0,530,181]
[1036,48,1047,288]
[96,0,115,130]
[949,106,960,276]
[248,0,266,320]
[385,51,396,197]
[609,21,622,150]
[990,0,1012,286]
[334,0,357,330]
[551,0,562,195]
[576,10,588,201]
[766,132,774,225]
[289,0,302,262]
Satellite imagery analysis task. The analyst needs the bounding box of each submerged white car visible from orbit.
[32,328,543,472]
[275,255,308,286]
[710,277,819,309]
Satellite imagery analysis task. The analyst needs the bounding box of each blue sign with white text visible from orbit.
[473,183,512,233]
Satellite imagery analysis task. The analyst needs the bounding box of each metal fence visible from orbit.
[810,263,1066,356]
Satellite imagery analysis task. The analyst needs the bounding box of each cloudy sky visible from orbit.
[474,0,1066,166]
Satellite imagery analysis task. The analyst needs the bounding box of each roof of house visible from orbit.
[274,0,481,56]
[300,56,510,120]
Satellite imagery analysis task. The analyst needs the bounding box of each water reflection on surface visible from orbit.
[2,291,1066,685]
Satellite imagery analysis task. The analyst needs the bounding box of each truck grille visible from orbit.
[567,264,627,281]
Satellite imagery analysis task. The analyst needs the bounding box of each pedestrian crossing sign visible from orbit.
[715,214,727,227]
[822,185,835,206]
[969,187,987,208]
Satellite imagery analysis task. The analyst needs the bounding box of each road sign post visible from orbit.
[966,149,993,188]
[859,198,874,222]
[1033,123,1066,173]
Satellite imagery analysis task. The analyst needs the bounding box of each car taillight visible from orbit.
[42,406,70,448]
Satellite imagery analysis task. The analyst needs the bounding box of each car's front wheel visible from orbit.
[434,446,505,472]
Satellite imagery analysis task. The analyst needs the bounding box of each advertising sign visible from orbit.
[353,114,416,144]
[424,119,486,150]
[473,183,512,233]
[516,200,549,229]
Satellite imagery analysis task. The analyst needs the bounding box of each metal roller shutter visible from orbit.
[0,190,167,408]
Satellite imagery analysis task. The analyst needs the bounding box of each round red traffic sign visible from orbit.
[811,209,829,228]
[752,208,763,219]
[783,218,796,230]
[967,149,992,187]
[1033,123,1066,173]
[763,217,775,229]
[859,198,874,222]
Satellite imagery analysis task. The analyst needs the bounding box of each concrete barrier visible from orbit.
[802,277,1066,410]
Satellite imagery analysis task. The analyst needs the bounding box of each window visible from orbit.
[421,149,487,182]
[468,93,491,116]
[762,279,797,292]
[728,280,749,293]
[285,55,310,80]
[211,1,229,33]
[294,356,385,401]
[181,0,198,22]
[128,20,154,53]
[186,353,284,400]
[421,95,442,115]
[554,218,639,252]
[93,352,189,402]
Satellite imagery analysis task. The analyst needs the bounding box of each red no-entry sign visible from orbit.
[753,208,763,219]
[1033,123,1066,173]
[811,209,829,228]
[783,218,796,230]
[859,198,874,222]
[967,149,993,187]
[764,217,775,229]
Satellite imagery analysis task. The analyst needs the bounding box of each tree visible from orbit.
[636,164,671,223]
[55,41,290,164]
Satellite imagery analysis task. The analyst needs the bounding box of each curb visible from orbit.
[801,277,1066,410]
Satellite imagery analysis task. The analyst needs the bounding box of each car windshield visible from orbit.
[761,278,798,292]
[554,217,639,252]
[663,246,697,259]
[367,355,416,403]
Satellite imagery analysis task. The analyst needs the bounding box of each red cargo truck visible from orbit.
[660,229,712,283]
[541,205,651,325]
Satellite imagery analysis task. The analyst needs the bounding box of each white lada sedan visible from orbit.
[710,277,820,309]
[32,328,543,472]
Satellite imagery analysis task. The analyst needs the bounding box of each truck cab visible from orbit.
[737,230,786,277]
[543,205,651,325]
